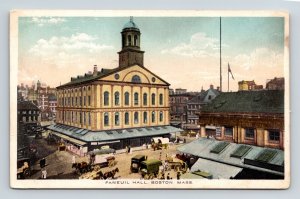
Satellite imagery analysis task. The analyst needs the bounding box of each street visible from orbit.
[28,135,193,180]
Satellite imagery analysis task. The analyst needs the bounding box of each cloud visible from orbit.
[161,32,222,58]
[31,17,66,26]
[232,47,284,71]
[28,33,114,69]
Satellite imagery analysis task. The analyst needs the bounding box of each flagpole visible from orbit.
[220,17,222,92]
[228,63,229,92]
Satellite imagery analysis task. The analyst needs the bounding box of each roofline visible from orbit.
[197,111,284,117]
[57,64,170,89]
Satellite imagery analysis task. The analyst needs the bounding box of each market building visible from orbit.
[198,90,284,150]
[177,138,284,179]
[48,17,182,155]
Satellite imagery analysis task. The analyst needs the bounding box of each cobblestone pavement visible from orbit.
[28,135,195,180]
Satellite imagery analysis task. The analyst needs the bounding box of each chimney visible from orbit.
[93,65,98,76]
[210,84,214,89]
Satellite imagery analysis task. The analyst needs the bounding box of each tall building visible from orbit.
[49,17,182,154]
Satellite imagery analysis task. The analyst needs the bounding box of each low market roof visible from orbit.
[177,138,284,176]
[201,90,284,114]
[191,158,243,179]
[48,123,183,143]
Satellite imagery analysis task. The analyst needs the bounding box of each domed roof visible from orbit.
[123,17,139,30]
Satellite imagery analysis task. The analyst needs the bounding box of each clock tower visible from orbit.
[118,17,144,68]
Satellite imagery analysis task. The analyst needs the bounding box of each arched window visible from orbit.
[152,111,156,123]
[128,35,132,46]
[132,75,141,83]
[124,112,129,125]
[159,94,163,105]
[143,93,147,106]
[134,92,139,105]
[122,35,125,47]
[114,91,120,106]
[159,111,163,122]
[104,91,109,106]
[151,93,156,105]
[134,112,139,124]
[115,112,120,126]
[104,112,109,126]
[124,92,130,105]
[143,112,148,123]
[134,35,138,46]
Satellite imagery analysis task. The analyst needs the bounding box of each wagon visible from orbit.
[140,159,162,179]
[130,155,147,173]
[89,154,117,168]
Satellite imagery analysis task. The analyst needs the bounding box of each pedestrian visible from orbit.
[72,155,76,164]
[125,146,128,154]
[159,152,162,160]
[39,158,46,168]
[128,145,131,154]
[177,172,181,180]
[167,173,170,180]
[41,168,47,179]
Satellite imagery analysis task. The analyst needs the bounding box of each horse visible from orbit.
[72,162,91,174]
[101,167,119,180]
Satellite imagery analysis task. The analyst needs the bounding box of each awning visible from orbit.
[191,158,242,179]
[51,132,87,146]
[48,124,183,142]
[205,125,216,130]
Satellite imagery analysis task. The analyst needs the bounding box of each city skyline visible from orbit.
[18,16,285,91]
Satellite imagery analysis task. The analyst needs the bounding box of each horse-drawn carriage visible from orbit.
[165,156,187,173]
[151,137,170,151]
[72,154,117,175]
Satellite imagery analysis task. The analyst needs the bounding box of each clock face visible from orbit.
[152,77,156,82]
[114,73,120,80]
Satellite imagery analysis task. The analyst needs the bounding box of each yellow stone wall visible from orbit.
[56,65,170,131]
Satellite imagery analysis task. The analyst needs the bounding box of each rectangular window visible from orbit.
[88,96,91,106]
[245,128,255,139]
[83,112,86,125]
[84,96,86,106]
[269,130,280,141]
[225,126,233,136]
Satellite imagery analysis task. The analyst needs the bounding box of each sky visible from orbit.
[18,16,285,91]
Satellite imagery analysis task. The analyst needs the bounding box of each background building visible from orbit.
[185,85,220,132]
[266,77,284,90]
[169,89,195,128]
[238,80,263,91]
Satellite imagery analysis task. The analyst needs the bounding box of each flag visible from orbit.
[228,63,235,80]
